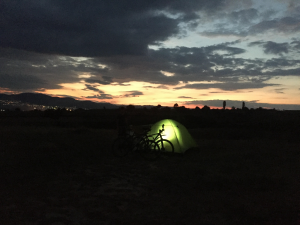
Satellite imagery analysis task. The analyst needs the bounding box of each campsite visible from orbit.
[1,108,300,224]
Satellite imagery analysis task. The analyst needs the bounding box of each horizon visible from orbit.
[1,92,299,111]
[1,0,300,110]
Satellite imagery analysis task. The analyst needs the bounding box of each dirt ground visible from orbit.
[0,123,300,225]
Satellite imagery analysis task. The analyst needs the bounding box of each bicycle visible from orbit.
[147,124,174,154]
[112,127,160,160]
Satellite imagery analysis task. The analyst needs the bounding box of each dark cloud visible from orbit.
[85,94,113,99]
[0,73,50,91]
[84,84,104,93]
[83,84,113,99]
[85,76,113,85]
[249,41,289,55]
[156,85,170,89]
[265,67,300,76]
[0,48,85,87]
[1,41,299,93]
[263,42,289,55]
[142,43,248,83]
[203,42,246,56]
[123,91,143,97]
[248,41,264,46]
[0,47,116,91]
[227,8,259,25]
[200,29,247,37]
[200,10,300,38]
[274,88,286,94]
[291,40,300,51]
[178,96,193,98]
[264,58,300,67]
[0,0,225,57]
[249,17,300,34]
[174,82,279,91]
[199,8,262,37]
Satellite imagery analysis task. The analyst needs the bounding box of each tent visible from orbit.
[148,119,198,153]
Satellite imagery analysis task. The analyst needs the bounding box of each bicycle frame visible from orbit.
[147,124,166,148]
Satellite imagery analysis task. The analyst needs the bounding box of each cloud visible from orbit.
[265,67,300,76]
[1,39,300,94]
[156,85,170,89]
[249,17,300,34]
[0,73,52,91]
[84,84,104,93]
[0,48,118,91]
[85,76,113,85]
[199,5,300,38]
[83,84,113,99]
[249,41,289,55]
[178,96,193,98]
[200,29,248,38]
[0,0,226,57]
[198,8,270,38]
[175,82,279,91]
[85,94,113,99]
[123,91,143,97]
[227,8,259,25]
[1,42,299,93]
[0,48,92,89]
[264,58,300,67]
[274,88,286,94]
[291,40,300,51]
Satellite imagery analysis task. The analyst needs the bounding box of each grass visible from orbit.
[0,121,299,224]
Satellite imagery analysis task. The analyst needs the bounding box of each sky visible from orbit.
[1,0,300,110]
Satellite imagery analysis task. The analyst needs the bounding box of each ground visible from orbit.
[0,117,300,225]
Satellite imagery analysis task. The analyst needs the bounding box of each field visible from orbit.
[0,109,300,224]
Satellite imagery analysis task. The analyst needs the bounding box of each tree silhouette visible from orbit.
[126,104,135,110]
[223,101,226,110]
[202,105,210,111]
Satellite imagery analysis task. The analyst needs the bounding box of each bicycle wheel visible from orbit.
[156,139,174,153]
[112,136,131,157]
[139,139,160,160]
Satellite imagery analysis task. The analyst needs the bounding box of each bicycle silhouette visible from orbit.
[112,124,174,160]
[147,124,174,154]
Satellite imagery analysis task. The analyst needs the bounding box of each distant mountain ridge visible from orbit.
[0,93,118,109]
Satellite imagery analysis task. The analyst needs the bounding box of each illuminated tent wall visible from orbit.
[148,119,198,153]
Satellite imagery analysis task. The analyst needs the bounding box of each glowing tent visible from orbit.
[148,119,198,153]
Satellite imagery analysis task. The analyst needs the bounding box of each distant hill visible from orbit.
[0,93,118,109]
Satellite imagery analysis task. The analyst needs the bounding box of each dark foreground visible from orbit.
[0,119,300,224]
